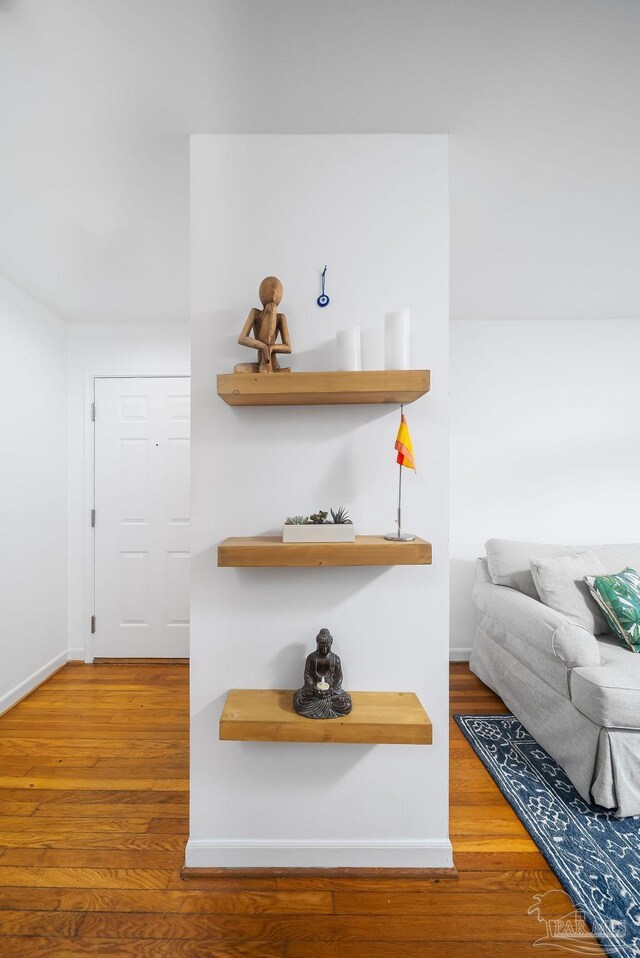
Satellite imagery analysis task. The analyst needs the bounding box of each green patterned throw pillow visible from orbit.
[584,567,640,653]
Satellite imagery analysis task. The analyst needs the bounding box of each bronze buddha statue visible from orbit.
[293,629,352,720]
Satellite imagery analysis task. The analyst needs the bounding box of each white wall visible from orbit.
[189,134,450,868]
[3,1,640,326]
[450,320,640,658]
[67,323,190,659]
[0,278,68,709]
[4,0,639,660]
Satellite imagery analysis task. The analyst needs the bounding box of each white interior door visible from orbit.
[94,377,190,658]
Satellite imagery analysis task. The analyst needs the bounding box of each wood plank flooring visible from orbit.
[0,661,604,956]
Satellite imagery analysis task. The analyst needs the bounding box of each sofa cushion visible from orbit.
[486,539,572,598]
[585,567,640,653]
[485,539,640,600]
[530,550,608,634]
[571,636,640,729]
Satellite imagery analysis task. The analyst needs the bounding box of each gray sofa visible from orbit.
[469,539,640,817]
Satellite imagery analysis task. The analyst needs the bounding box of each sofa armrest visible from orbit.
[473,558,601,669]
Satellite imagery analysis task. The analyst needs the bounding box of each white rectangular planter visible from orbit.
[282,524,356,543]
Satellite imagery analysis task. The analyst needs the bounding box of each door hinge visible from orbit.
[90,402,96,421]
[90,509,96,528]
[90,615,96,634]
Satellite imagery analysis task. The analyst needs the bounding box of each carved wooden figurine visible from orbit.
[293,629,352,720]
[235,276,292,373]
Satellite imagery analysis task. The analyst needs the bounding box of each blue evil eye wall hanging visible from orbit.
[317,265,330,308]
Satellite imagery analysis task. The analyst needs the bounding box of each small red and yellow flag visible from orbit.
[394,413,416,471]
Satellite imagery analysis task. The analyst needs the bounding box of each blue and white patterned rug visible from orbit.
[455,714,640,957]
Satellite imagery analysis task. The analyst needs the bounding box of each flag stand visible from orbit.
[385,403,416,542]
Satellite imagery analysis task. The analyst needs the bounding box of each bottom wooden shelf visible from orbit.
[219,689,432,745]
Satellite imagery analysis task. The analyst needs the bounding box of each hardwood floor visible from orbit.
[0,661,604,956]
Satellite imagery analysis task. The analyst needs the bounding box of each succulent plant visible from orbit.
[330,506,352,525]
[285,515,309,525]
[309,510,329,525]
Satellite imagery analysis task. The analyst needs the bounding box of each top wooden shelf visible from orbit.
[216,370,430,406]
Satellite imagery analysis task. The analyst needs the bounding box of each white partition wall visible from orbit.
[188,135,450,869]
[0,278,67,711]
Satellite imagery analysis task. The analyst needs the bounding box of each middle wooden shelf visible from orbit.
[218,535,432,568]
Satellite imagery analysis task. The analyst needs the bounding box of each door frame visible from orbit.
[83,370,190,662]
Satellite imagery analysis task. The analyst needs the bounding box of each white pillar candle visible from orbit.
[360,326,384,370]
[384,309,411,369]
[335,326,361,371]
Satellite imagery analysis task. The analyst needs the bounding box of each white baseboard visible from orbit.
[0,650,69,715]
[184,838,454,869]
[67,647,85,661]
[449,647,472,662]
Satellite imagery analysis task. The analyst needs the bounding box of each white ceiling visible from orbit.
[2,0,640,323]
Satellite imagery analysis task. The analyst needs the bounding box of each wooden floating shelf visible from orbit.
[220,689,432,745]
[218,535,432,568]
[216,369,430,406]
